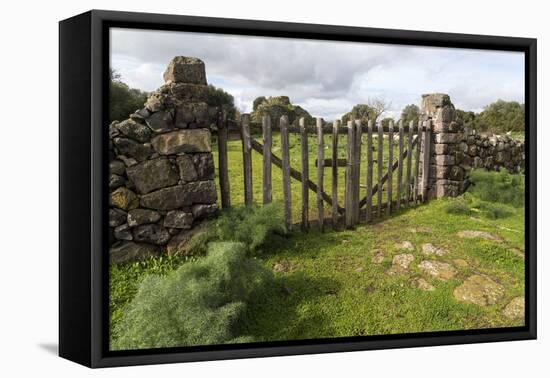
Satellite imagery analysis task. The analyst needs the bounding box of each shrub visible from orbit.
[468,169,524,207]
[471,200,513,220]
[444,197,471,216]
[192,202,287,254]
[111,242,273,350]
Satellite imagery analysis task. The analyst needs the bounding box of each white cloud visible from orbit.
[110,28,525,121]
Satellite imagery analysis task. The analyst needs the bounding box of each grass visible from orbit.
[110,131,525,346]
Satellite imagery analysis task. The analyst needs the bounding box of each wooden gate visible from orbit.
[216,112,433,231]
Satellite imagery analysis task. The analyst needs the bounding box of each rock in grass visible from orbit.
[418,260,457,281]
[387,254,414,276]
[396,241,414,251]
[503,297,525,319]
[457,230,503,242]
[411,277,435,291]
[132,224,171,245]
[453,274,504,306]
[371,250,385,264]
[421,243,448,256]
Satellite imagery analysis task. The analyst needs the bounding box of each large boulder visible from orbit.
[163,56,207,85]
[151,129,211,155]
[126,158,179,194]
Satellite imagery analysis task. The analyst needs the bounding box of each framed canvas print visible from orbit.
[59,10,536,368]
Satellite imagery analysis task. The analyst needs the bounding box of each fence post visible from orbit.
[365,120,374,222]
[280,115,292,231]
[316,118,325,232]
[262,115,272,204]
[331,120,340,229]
[345,120,355,228]
[354,120,362,224]
[241,114,253,206]
[217,110,231,209]
[376,120,383,217]
[396,120,404,209]
[300,118,309,232]
[405,120,414,207]
[413,119,422,204]
[387,120,394,214]
[422,119,432,202]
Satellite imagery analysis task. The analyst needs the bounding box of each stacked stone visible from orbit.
[421,94,467,198]
[108,56,219,264]
[460,128,524,173]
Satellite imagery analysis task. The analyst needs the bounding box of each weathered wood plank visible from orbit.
[316,158,347,167]
[331,120,340,229]
[249,138,344,212]
[345,120,355,228]
[280,115,292,230]
[359,135,417,208]
[300,118,309,232]
[365,120,374,222]
[422,119,432,202]
[316,118,325,232]
[241,114,253,206]
[413,119,422,205]
[405,120,414,207]
[217,111,231,209]
[376,120,384,217]
[262,115,272,204]
[354,120,362,224]
[387,119,394,214]
[396,120,404,209]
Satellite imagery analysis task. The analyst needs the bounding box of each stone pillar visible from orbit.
[108,56,219,264]
[420,93,467,198]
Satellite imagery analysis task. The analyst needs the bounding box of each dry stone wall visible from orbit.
[108,56,219,264]
[421,93,525,199]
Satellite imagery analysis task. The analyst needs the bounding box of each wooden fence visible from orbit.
[217,113,433,231]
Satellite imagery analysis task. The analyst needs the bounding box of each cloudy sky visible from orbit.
[110,28,525,121]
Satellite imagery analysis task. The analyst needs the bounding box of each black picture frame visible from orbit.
[59,9,537,368]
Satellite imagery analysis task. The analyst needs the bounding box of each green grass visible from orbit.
[110,132,525,346]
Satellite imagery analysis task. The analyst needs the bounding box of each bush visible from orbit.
[471,200,513,220]
[111,242,273,350]
[468,169,524,207]
[192,203,287,254]
[444,197,471,216]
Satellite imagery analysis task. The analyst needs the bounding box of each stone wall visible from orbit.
[108,57,219,264]
[421,93,525,199]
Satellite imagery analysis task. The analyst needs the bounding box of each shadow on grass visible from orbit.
[242,271,340,342]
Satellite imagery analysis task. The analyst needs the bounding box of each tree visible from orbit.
[109,69,149,123]
[455,109,477,128]
[367,96,391,122]
[341,97,391,124]
[204,85,237,120]
[401,104,420,125]
[253,96,267,111]
[475,100,524,133]
[381,117,395,127]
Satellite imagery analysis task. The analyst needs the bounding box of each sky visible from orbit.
[110,28,525,121]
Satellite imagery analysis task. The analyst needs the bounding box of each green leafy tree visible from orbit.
[109,69,149,123]
[476,100,525,133]
[253,96,267,111]
[251,96,313,126]
[381,117,395,127]
[401,104,420,124]
[204,85,237,120]
[455,109,477,128]
[341,104,376,124]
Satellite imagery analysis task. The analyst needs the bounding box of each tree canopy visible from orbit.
[475,100,525,133]
[400,104,420,125]
[109,69,149,123]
